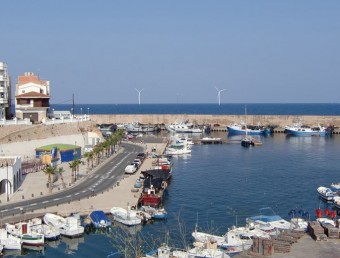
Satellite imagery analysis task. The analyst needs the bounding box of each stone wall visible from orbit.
[89,114,340,127]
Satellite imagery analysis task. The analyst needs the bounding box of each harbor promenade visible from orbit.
[0,137,168,223]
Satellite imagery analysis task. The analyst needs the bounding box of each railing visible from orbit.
[0,118,32,126]
[42,115,90,125]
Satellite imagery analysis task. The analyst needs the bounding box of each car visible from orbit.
[124,164,137,174]
[133,159,142,167]
[136,152,146,161]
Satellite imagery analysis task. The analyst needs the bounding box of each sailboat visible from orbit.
[241,106,252,147]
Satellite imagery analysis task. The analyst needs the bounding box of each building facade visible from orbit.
[0,62,11,120]
[0,156,22,201]
[15,72,50,123]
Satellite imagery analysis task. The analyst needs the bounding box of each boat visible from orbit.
[141,206,168,220]
[6,222,45,246]
[165,146,191,155]
[284,121,333,136]
[125,122,159,133]
[88,210,112,228]
[144,242,230,258]
[167,120,203,134]
[0,228,22,250]
[330,183,340,193]
[29,217,60,241]
[192,228,253,252]
[227,122,272,135]
[43,213,84,237]
[110,206,142,226]
[317,186,334,201]
[246,207,292,233]
[200,137,222,144]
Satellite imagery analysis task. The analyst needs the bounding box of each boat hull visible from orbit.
[227,126,269,135]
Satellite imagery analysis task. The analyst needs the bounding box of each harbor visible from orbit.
[1,118,340,257]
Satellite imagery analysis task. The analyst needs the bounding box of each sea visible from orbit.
[5,103,340,257]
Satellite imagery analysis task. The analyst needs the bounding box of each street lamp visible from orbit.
[87,107,90,116]
[80,108,83,117]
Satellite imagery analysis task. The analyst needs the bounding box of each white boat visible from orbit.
[110,206,142,226]
[43,213,84,237]
[317,186,334,201]
[0,228,22,250]
[165,146,191,155]
[126,122,159,133]
[29,217,60,241]
[167,120,203,134]
[145,243,230,258]
[330,183,340,192]
[285,121,333,136]
[6,222,45,246]
[192,228,253,251]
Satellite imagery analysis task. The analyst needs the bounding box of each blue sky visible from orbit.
[1,1,340,104]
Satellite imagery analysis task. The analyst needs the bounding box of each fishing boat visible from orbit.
[43,213,84,237]
[0,228,22,250]
[317,186,334,201]
[88,210,112,228]
[227,123,272,135]
[110,206,142,226]
[285,122,333,136]
[29,217,60,241]
[6,222,45,246]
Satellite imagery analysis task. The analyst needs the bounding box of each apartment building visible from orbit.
[0,62,11,120]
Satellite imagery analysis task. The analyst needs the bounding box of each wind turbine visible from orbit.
[135,88,144,105]
[215,87,226,105]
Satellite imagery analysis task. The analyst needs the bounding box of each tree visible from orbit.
[57,167,67,189]
[68,160,77,183]
[43,165,56,193]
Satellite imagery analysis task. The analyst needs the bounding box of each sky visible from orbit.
[1,1,340,104]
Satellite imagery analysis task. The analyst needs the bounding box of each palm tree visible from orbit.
[74,159,82,181]
[57,167,67,189]
[69,161,77,183]
[43,165,56,193]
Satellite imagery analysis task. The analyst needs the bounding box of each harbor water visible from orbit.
[6,131,340,257]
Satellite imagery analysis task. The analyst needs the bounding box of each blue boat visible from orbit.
[89,210,112,228]
[227,123,272,135]
[284,122,333,136]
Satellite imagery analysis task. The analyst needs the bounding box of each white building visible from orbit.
[15,72,50,123]
[0,62,11,120]
[0,156,22,201]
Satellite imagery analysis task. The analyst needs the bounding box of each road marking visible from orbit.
[29,203,37,206]
[74,193,80,196]
[42,201,49,204]
[54,198,60,201]
[66,195,71,198]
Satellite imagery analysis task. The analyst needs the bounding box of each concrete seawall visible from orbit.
[90,114,340,127]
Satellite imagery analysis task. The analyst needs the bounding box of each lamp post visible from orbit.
[80,108,83,117]
[87,107,90,116]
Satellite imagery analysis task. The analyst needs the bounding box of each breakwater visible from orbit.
[90,114,340,128]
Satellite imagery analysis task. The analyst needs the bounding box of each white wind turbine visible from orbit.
[135,88,144,105]
[215,86,226,105]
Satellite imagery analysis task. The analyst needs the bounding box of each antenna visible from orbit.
[215,87,226,105]
[135,88,144,105]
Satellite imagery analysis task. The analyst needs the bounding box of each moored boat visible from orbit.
[0,228,22,250]
[43,213,84,238]
[317,186,334,201]
[227,123,272,135]
[6,222,44,246]
[285,122,333,136]
[89,210,112,228]
[110,206,142,226]
[141,206,168,220]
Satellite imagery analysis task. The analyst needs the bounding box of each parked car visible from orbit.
[136,152,146,161]
[133,159,142,167]
[125,164,137,174]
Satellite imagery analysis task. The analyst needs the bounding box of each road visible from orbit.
[0,142,144,219]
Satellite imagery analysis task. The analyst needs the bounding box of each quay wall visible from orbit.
[90,114,340,127]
